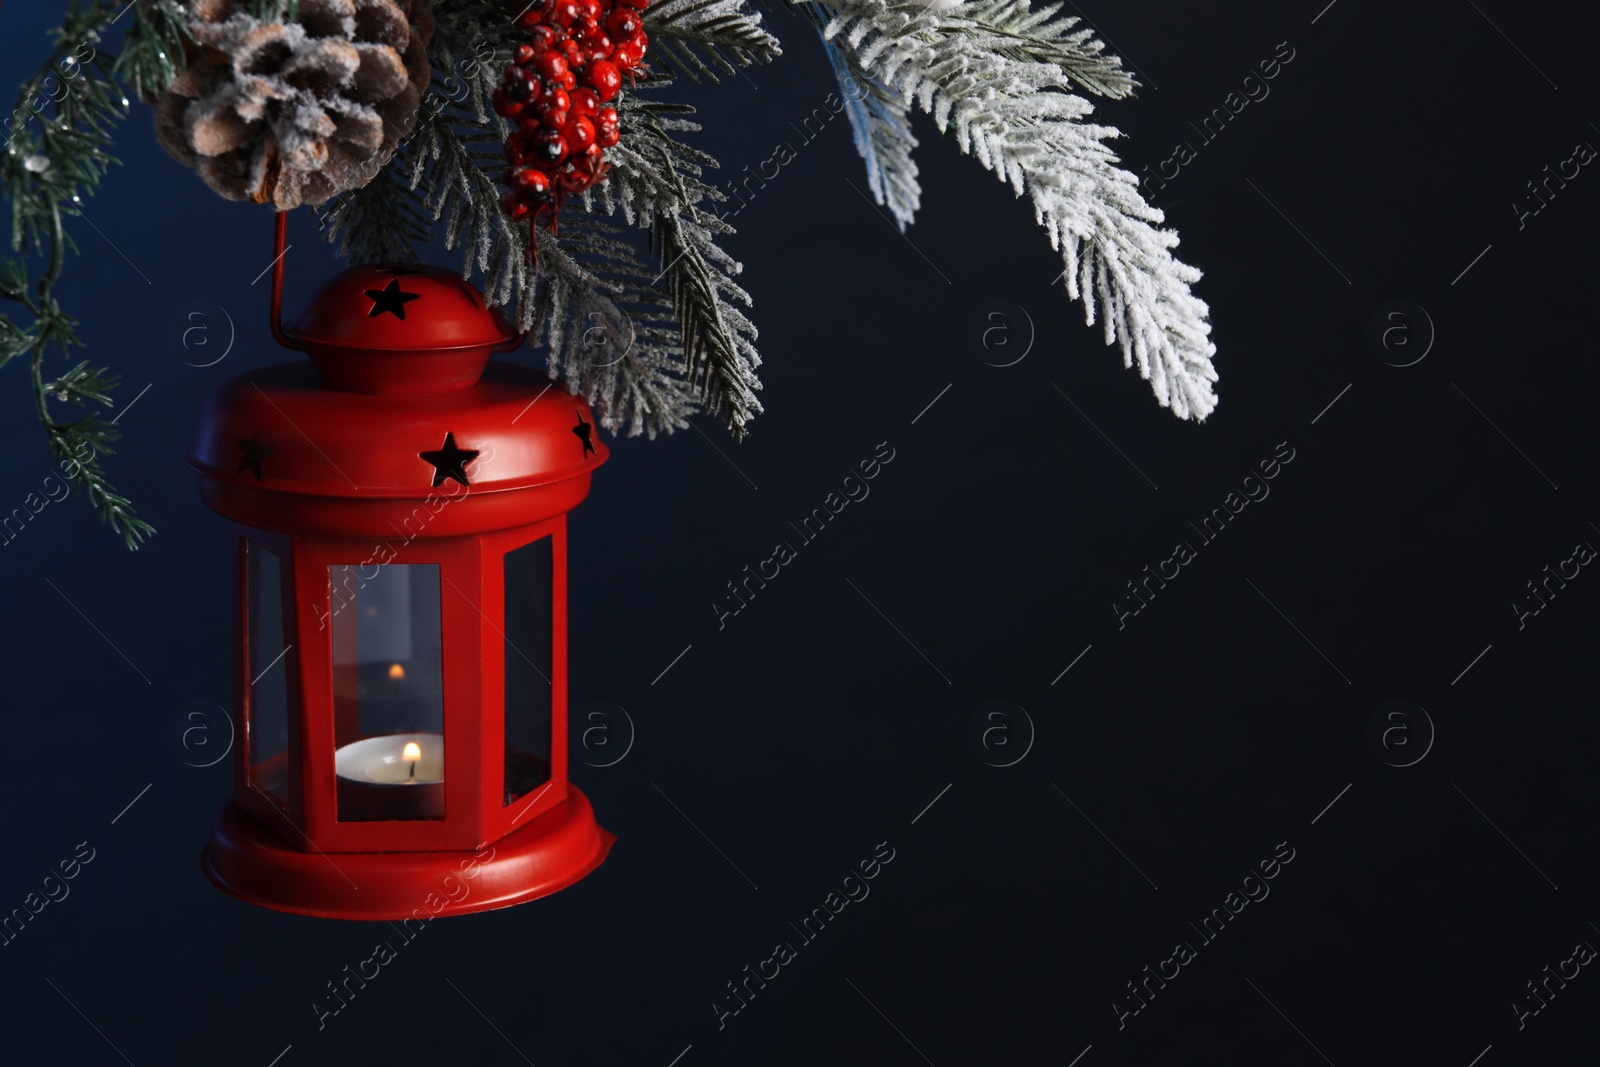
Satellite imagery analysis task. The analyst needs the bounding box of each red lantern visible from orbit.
[188,215,613,919]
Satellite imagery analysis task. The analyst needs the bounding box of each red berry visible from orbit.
[514,43,537,66]
[513,167,552,195]
[564,114,596,152]
[528,25,557,50]
[534,86,571,116]
[586,59,621,101]
[616,0,648,9]
[595,108,620,147]
[575,16,602,40]
[505,193,530,219]
[606,9,641,40]
[535,51,568,80]
[569,88,599,116]
[576,0,601,19]
[533,127,569,165]
[542,107,569,130]
[612,41,640,69]
[559,70,576,90]
[548,0,578,26]
[587,37,614,63]
[573,143,607,183]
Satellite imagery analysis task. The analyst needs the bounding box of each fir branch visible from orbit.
[955,0,1135,98]
[427,1,518,125]
[0,312,32,374]
[797,0,1134,97]
[531,215,697,438]
[401,99,533,319]
[819,31,919,230]
[644,0,783,83]
[382,12,533,313]
[43,359,116,408]
[605,78,763,436]
[2,1,160,548]
[820,0,1217,420]
[43,413,147,549]
[654,204,762,434]
[316,157,430,264]
[114,0,190,101]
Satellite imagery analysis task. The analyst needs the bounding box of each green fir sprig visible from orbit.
[0,0,187,548]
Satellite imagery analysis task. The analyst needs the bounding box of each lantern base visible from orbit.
[200,788,613,921]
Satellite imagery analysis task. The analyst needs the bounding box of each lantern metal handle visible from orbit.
[269,210,308,352]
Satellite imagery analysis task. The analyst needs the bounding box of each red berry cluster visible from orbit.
[494,0,650,229]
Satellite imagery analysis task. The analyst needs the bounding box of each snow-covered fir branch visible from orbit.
[601,78,764,437]
[819,33,921,230]
[817,0,1219,420]
[317,162,430,265]
[645,0,783,82]
[531,215,699,438]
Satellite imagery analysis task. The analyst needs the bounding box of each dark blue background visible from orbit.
[2,1,1598,1064]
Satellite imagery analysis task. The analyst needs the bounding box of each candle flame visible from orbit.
[388,662,406,680]
[403,742,421,762]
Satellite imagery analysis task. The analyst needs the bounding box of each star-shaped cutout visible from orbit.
[573,413,596,457]
[365,278,420,320]
[419,432,479,488]
[236,432,276,481]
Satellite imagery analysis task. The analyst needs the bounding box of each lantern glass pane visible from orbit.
[504,537,553,805]
[329,563,446,822]
[246,540,292,809]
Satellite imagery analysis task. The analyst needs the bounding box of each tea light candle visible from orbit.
[334,732,445,821]
[335,732,444,784]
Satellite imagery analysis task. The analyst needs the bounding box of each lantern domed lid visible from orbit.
[284,264,519,395]
[188,360,609,536]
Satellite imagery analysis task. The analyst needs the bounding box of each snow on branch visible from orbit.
[646,0,784,82]
[819,0,1219,420]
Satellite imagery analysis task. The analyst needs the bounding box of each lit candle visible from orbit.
[334,732,445,820]
[335,733,443,784]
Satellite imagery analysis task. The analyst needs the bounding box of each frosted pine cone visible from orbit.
[149,0,434,210]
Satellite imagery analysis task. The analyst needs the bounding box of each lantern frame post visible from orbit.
[478,516,573,837]
[233,528,305,835]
